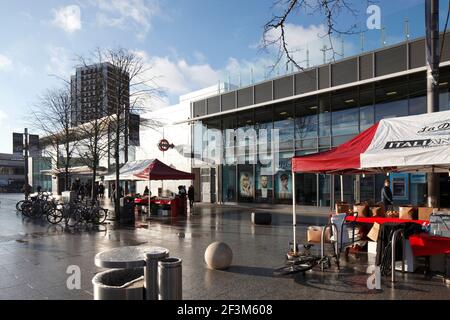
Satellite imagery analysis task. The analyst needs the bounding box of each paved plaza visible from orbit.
[0,193,449,300]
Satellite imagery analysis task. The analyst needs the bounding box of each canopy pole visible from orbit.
[340,175,344,202]
[148,173,151,217]
[292,169,297,254]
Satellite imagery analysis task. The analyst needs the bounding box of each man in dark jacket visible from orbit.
[381,179,394,211]
[188,185,195,209]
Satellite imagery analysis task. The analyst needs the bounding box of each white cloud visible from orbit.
[46,46,73,79]
[134,51,219,99]
[52,5,82,33]
[0,54,12,71]
[94,0,159,38]
[0,110,7,125]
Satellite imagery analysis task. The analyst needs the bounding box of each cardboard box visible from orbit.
[354,203,369,217]
[335,202,350,214]
[399,206,417,220]
[307,226,330,243]
[367,241,378,254]
[367,222,380,242]
[418,207,434,221]
[371,206,385,217]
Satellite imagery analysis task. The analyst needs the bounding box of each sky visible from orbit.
[0,0,444,153]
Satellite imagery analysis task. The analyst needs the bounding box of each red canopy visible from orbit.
[134,159,195,180]
[292,123,379,174]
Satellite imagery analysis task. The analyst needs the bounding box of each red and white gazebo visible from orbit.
[290,109,450,251]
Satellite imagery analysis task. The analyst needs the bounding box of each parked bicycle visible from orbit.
[16,193,107,227]
[273,244,340,276]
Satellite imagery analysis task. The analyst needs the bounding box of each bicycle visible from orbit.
[273,244,339,276]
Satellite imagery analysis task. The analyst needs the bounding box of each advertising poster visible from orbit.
[12,133,23,157]
[276,171,292,199]
[257,175,273,199]
[29,134,40,157]
[239,171,253,198]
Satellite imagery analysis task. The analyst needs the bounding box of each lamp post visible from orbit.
[425,0,440,208]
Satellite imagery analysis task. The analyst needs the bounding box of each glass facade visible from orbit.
[193,68,450,207]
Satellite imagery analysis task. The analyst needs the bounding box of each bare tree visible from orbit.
[74,54,115,199]
[78,48,162,218]
[29,86,78,192]
[263,0,370,71]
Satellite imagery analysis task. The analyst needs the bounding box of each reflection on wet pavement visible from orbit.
[0,193,449,300]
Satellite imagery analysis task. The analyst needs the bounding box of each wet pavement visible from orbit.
[0,193,449,300]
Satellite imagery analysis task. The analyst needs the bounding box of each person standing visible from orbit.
[143,186,149,196]
[21,183,31,200]
[188,185,195,210]
[381,179,394,211]
[98,183,105,199]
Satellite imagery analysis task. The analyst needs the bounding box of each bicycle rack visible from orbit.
[391,229,406,283]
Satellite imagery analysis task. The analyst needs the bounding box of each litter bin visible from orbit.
[158,257,182,300]
[92,268,144,300]
[119,196,135,224]
[145,249,169,300]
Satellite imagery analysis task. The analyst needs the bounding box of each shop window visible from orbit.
[318,174,331,207]
[331,90,359,136]
[295,97,318,141]
[318,94,331,137]
[295,173,317,206]
[222,165,236,202]
[375,77,408,122]
[334,175,355,204]
[360,105,374,131]
[274,103,294,151]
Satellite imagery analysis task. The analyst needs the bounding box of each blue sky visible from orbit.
[0,0,444,153]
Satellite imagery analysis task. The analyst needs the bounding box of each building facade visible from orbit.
[0,153,25,192]
[70,62,130,126]
[189,33,450,209]
[135,83,231,200]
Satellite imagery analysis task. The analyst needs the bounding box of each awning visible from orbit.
[292,123,379,174]
[41,166,108,176]
[103,159,154,181]
[292,110,450,174]
[134,159,195,180]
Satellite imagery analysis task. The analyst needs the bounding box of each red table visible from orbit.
[345,215,429,226]
[344,215,450,257]
[409,233,450,256]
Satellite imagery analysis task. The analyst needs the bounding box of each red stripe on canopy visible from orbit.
[134,159,195,180]
[292,123,379,174]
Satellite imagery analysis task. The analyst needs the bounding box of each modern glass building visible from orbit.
[188,33,450,209]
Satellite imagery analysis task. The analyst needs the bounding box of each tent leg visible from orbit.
[340,175,344,202]
[292,170,297,254]
[148,178,151,217]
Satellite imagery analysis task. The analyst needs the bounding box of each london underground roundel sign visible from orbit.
[158,139,174,152]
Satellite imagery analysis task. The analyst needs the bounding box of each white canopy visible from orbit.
[102,159,155,181]
[361,109,450,173]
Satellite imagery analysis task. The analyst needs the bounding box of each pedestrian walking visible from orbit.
[188,185,195,210]
[98,183,105,199]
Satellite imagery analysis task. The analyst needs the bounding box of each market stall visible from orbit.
[290,110,450,262]
[133,159,195,217]
[103,159,194,217]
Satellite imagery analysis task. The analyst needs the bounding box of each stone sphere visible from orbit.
[204,242,233,270]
